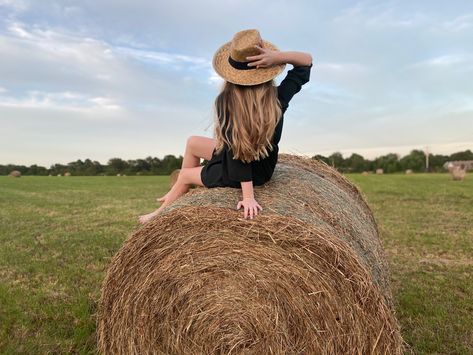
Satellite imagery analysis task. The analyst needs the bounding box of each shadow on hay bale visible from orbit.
[97,154,405,354]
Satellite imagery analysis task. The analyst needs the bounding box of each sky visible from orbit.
[0,0,472,166]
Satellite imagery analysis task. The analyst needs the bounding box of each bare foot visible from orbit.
[138,210,160,224]
[156,194,168,203]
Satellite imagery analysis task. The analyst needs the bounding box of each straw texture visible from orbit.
[97,154,404,354]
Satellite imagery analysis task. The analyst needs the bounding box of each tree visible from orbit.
[346,153,367,172]
[374,153,400,173]
[107,158,128,175]
[450,150,473,161]
[328,152,344,169]
[399,150,425,172]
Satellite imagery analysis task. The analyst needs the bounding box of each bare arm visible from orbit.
[274,51,313,67]
[241,181,254,200]
[247,47,313,68]
[236,181,262,219]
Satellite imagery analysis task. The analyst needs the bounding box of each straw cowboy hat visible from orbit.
[213,29,286,86]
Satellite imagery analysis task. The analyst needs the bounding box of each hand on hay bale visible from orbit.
[101,154,406,354]
[236,196,263,219]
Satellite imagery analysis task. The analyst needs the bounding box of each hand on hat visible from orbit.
[246,45,280,69]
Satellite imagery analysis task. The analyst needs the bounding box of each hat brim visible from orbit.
[212,40,286,86]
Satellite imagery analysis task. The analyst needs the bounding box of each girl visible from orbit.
[139,29,312,223]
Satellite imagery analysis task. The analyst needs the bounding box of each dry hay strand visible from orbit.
[169,169,181,188]
[451,167,466,181]
[9,170,21,177]
[97,154,405,354]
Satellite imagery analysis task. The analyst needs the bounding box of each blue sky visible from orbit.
[1,0,472,166]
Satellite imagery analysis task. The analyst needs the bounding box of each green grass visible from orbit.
[1,174,472,354]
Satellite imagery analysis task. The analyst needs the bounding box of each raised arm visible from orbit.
[246,46,313,68]
[274,51,313,67]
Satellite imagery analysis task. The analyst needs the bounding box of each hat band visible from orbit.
[228,56,257,70]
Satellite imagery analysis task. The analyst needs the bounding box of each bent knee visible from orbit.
[186,135,200,149]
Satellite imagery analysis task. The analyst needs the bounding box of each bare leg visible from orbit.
[139,166,204,224]
[157,136,216,201]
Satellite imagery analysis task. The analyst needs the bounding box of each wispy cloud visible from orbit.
[333,2,428,29]
[0,90,125,117]
[114,46,210,67]
[407,54,473,69]
[441,13,473,32]
[0,0,28,12]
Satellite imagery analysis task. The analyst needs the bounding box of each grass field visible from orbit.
[1,173,472,354]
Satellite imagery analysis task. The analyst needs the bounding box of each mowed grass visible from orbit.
[1,173,472,354]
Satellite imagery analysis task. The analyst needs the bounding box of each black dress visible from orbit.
[201,62,313,188]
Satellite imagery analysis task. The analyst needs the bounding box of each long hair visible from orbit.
[213,79,283,163]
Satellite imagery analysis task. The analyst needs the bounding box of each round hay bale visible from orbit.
[405,169,413,175]
[451,167,466,181]
[116,173,121,177]
[64,172,71,177]
[362,171,369,176]
[57,174,62,177]
[97,154,404,354]
[169,168,181,188]
[9,170,21,177]
[376,168,384,175]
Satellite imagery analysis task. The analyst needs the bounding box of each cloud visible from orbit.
[114,46,210,67]
[0,20,217,110]
[407,54,472,68]
[1,1,472,165]
[441,13,473,32]
[333,2,428,29]
[0,90,125,120]
[0,0,28,12]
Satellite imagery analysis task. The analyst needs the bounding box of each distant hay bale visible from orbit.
[376,168,384,175]
[116,173,121,177]
[169,169,180,188]
[362,171,369,176]
[9,170,21,178]
[451,167,466,181]
[64,172,71,177]
[405,169,413,175]
[97,154,404,354]
[57,174,62,177]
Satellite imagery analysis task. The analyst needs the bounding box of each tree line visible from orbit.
[314,149,473,173]
[1,149,472,176]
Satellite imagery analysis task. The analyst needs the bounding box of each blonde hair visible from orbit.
[213,79,283,163]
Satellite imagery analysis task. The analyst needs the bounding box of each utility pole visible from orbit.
[424,146,430,172]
